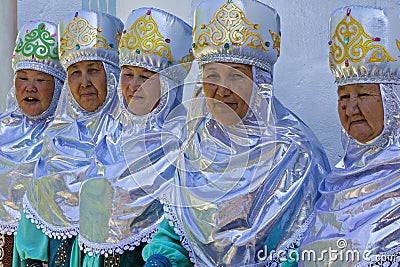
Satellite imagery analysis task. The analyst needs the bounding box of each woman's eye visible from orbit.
[205,74,217,80]
[358,93,370,98]
[232,74,244,78]
[141,75,150,80]
[339,95,349,101]
[89,68,99,73]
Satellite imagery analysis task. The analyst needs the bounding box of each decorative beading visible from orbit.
[58,10,123,69]
[78,223,158,257]
[0,222,18,236]
[15,23,58,60]
[23,194,79,239]
[119,8,193,84]
[329,12,395,68]
[328,6,400,85]
[12,20,65,81]
[60,14,114,57]
[192,0,280,73]
[119,11,174,62]
[195,1,269,52]
[161,198,199,266]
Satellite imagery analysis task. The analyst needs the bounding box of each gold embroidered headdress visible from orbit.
[192,0,280,73]
[58,10,123,69]
[119,8,193,84]
[12,21,65,81]
[329,6,400,85]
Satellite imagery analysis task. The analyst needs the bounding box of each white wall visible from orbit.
[17,0,81,28]
[117,0,400,166]
[0,0,17,112]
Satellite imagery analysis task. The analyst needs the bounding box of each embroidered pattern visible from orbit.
[54,238,71,267]
[195,1,269,52]
[23,194,79,239]
[178,52,195,72]
[269,29,281,57]
[329,13,396,68]
[119,12,174,62]
[15,23,58,60]
[104,254,120,267]
[0,233,4,267]
[60,15,114,57]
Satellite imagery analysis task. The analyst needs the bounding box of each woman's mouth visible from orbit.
[24,97,39,102]
[350,119,366,127]
[215,101,237,110]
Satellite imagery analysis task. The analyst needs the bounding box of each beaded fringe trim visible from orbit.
[23,194,78,239]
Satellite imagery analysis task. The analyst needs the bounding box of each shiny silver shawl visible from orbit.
[78,72,186,256]
[23,62,121,239]
[300,84,400,267]
[165,66,330,266]
[0,75,63,235]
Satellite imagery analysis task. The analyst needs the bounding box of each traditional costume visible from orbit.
[74,8,193,267]
[143,0,330,266]
[300,6,400,267]
[14,11,123,267]
[0,20,65,267]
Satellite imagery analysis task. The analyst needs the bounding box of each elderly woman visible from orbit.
[0,21,64,267]
[142,0,330,266]
[13,10,123,267]
[72,7,193,267]
[299,6,400,267]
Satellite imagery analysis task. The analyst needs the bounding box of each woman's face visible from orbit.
[15,69,55,116]
[202,62,253,126]
[337,83,384,143]
[120,66,161,116]
[67,60,107,112]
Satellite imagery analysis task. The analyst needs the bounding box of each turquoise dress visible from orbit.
[14,215,75,266]
[142,219,192,267]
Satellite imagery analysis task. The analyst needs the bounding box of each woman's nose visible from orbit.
[215,78,233,97]
[129,77,142,91]
[345,97,361,116]
[216,85,231,97]
[26,80,37,91]
[81,74,91,87]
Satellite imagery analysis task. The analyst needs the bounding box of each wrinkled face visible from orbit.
[67,60,107,112]
[120,66,161,116]
[337,83,384,143]
[15,69,55,116]
[202,62,253,126]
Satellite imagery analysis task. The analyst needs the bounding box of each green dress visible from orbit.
[70,241,146,267]
[13,214,75,267]
[142,218,192,267]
